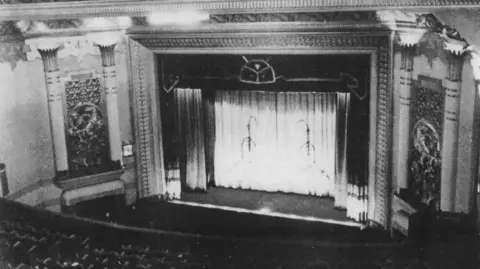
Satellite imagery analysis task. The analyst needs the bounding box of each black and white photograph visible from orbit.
[0,1,479,268]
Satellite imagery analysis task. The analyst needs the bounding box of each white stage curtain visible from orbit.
[174,88,207,191]
[214,90,340,197]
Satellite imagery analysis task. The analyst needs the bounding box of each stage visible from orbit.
[71,187,393,242]
[173,187,360,228]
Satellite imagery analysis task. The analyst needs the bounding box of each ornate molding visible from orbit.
[397,30,427,48]
[129,38,156,198]
[2,0,480,21]
[209,11,379,24]
[130,32,388,51]
[443,37,468,56]
[130,32,392,227]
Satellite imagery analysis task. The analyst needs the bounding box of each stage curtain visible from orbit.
[203,91,216,186]
[334,93,350,209]
[174,88,207,191]
[214,90,338,196]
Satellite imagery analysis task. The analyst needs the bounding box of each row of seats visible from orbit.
[0,212,211,269]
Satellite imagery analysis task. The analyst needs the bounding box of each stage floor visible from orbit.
[173,187,359,228]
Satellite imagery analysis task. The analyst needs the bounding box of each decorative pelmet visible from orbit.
[129,32,393,228]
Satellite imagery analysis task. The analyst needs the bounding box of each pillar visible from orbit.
[395,31,425,193]
[38,45,69,178]
[440,40,466,212]
[469,52,480,219]
[98,43,122,169]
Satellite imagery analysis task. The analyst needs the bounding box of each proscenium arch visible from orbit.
[127,31,394,229]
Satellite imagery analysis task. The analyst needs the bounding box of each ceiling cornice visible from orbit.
[0,0,480,21]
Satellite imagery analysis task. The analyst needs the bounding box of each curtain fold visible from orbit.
[334,93,350,209]
[214,90,338,196]
[203,91,216,186]
[162,87,369,223]
[175,88,207,191]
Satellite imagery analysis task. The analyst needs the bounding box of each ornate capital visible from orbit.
[37,46,59,72]
[443,37,468,56]
[30,37,61,51]
[397,30,426,48]
[86,31,121,47]
[446,51,465,83]
[98,43,116,67]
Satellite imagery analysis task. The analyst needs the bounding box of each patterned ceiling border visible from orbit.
[208,11,379,24]
[129,31,393,228]
[1,0,480,21]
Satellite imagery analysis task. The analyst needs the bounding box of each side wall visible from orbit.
[391,31,476,214]
[0,36,135,210]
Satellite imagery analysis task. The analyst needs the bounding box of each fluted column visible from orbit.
[98,42,122,168]
[440,40,466,212]
[466,51,480,214]
[38,45,69,178]
[395,31,424,193]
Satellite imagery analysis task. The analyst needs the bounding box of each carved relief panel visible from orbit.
[65,75,111,177]
[409,75,444,210]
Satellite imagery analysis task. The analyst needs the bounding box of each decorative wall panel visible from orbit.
[130,32,393,228]
[65,78,110,176]
[408,75,444,210]
[412,77,445,135]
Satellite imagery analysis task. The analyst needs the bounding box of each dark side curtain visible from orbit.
[174,88,207,191]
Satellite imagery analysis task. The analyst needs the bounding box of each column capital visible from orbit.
[35,40,60,72]
[98,43,116,67]
[86,31,121,48]
[443,36,468,56]
[397,29,427,48]
[30,37,62,53]
[445,39,467,83]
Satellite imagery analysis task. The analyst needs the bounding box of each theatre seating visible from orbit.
[0,217,211,269]
[0,198,211,269]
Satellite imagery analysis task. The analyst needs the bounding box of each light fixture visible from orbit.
[147,10,209,26]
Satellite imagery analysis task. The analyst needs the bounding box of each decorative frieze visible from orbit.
[25,35,127,62]
[131,34,387,50]
[209,11,378,24]
[2,0,480,21]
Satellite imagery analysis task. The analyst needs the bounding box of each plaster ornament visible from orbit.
[29,37,62,51]
[397,30,427,47]
[86,31,123,47]
[442,36,468,56]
